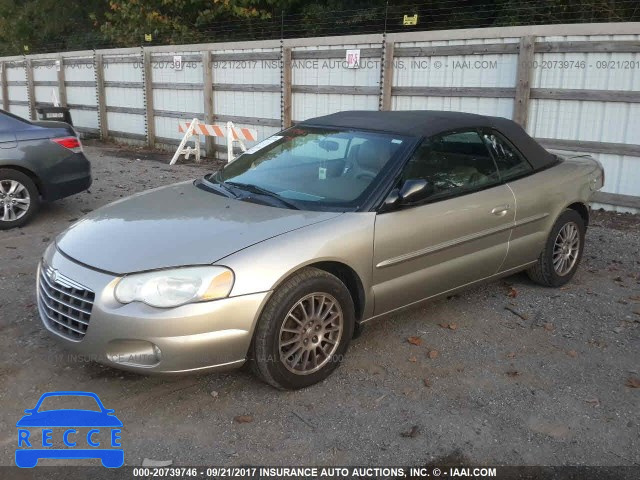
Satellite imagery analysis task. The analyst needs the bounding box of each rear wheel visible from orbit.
[527,209,585,287]
[0,169,39,230]
[250,267,355,390]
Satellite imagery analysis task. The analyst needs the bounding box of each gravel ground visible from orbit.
[0,143,638,467]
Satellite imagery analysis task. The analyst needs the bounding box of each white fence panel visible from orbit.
[63,58,98,132]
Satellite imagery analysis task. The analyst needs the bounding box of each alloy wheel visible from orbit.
[552,222,580,276]
[278,293,343,375]
[0,179,31,222]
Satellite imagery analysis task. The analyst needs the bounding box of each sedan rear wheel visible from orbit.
[250,267,355,390]
[0,169,39,230]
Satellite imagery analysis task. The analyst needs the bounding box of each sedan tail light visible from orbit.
[51,136,82,153]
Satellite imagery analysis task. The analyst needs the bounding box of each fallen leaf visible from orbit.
[408,356,417,363]
[439,322,458,330]
[506,352,516,359]
[423,378,432,387]
[629,295,640,302]
[210,390,219,398]
[401,425,420,438]
[427,350,439,359]
[585,398,600,407]
[625,377,640,388]
[543,323,555,331]
[567,350,578,358]
[507,287,518,298]
[506,370,520,377]
[234,415,253,423]
[633,309,640,317]
[407,336,422,346]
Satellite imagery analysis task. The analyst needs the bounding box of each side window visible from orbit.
[481,130,532,181]
[401,130,500,201]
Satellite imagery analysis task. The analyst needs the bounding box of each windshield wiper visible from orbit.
[201,175,238,198]
[226,182,299,210]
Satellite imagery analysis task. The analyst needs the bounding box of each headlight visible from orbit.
[114,267,234,308]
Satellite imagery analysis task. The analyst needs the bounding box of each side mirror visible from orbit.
[399,179,431,203]
[380,179,432,213]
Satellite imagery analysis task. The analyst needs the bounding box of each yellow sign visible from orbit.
[403,14,418,26]
[144,34,152,42]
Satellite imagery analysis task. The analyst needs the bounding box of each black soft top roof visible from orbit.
[299,110,556,170]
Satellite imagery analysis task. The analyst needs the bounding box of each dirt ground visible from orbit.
[0,143,638,467]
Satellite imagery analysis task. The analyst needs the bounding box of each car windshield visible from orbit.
[37,395,101,412]
[209,126,412,211]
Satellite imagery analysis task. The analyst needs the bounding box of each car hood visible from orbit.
[16,410,123,428]
[56,181,342,274]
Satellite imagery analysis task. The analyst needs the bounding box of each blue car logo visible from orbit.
[15,391,123,468]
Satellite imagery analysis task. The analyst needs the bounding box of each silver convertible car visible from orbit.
[38,111,604,389]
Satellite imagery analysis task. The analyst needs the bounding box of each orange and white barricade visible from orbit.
[170,119,258,165]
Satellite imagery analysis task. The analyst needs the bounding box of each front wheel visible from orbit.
[527,209,585,287]
[250,267,355,390]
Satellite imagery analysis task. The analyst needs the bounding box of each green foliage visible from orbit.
[0,0,106,55]
[0,0,638,55]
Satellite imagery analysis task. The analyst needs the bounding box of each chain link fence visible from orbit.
[3,0,640,56]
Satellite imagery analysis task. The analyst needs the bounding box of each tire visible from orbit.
[0,169,40,230]
[250,267,355,390]
[527,209,585,287]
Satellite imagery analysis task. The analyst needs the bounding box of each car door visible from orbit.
[372,130,516,315]
[478,128,553,271]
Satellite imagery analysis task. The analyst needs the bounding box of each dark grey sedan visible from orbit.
[0,109,91,229]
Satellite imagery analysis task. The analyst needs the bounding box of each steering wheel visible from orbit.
[356,172,376,181]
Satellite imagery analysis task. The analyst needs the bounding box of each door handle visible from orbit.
[491,204,511,216]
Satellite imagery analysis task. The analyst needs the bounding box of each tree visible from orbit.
[0,0,106,55]
[99,0,293,46]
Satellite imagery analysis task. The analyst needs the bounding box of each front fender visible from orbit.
[220,212,377,319]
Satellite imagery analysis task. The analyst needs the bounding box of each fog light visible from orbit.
[106,340,161,367]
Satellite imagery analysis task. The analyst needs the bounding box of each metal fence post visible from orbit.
[380,41,394,111]
[142,49,155,148]
[25,57,36,119]
[513,36,535,128]
[57,55,67,107]
[281,47,292,128]
[94,52,108,140]
[202,49,215,157]
[0,61,8,111]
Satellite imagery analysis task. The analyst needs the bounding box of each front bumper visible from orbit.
[38,244,270,374]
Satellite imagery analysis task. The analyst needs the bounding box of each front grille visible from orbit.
[38,262,95,341]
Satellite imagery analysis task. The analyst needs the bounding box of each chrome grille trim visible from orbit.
[41,268,91,306]
[37,261,95,341]
[38,290,90,326]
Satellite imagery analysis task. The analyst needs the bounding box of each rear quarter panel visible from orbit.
[502,155,602,270]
